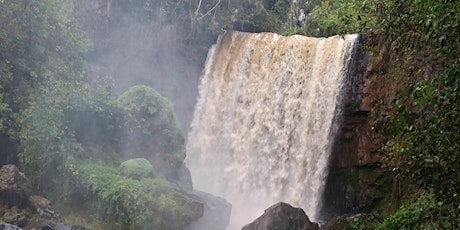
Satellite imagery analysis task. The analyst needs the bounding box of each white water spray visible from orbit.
[186,31,359,229]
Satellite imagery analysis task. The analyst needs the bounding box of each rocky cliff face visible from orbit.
[321,35,397,221]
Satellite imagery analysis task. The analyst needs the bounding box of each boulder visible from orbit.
[55,223,86,230]
[0,165,32,208]
[119,158,154,179]
[0,222,22,230]
[1,206,29,227]
[186,190,232,230]
[242,202,319,230]
[28,195,54,217]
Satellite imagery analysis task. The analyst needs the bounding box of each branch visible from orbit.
[199,0,221,19]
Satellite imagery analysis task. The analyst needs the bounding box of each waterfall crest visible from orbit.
[186,31,359,229]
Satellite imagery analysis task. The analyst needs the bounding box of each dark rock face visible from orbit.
[186,190,231,230]
[321,35,396,221]
[0,165,32,208]
[242,202,319,230]
[333,34,385,168]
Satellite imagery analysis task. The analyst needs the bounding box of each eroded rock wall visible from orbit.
[321,35,397,220]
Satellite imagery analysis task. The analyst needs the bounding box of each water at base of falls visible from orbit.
[186,31,359,229]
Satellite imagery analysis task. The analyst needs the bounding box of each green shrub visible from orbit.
[119,158,155,180]
[18,80,124,185]
[76,163,202,230]
[118,85,184,156]
[118,85,188,183]
[352,195,458,230]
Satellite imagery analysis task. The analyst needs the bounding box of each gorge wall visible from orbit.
[321,35,396,220]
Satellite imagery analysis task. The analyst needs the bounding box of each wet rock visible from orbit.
[28,196,50,210]
[186,190,231,230]
[0,165,32,208]
[320,213,379,230]
[0,222,22,230]
[2,206,29,227]
[321,35,393,221]
[242,202,319,230]
[36,224,53,230]
[320,216,352,230]
[55,223,86,230]
[28,196,54,218]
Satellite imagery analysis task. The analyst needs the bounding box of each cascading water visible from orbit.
[186,31,359,229]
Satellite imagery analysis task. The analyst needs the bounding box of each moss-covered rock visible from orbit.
[321,216,352,230]
[321,164,395,220]
[118,85,190,184]
[119,158,154,180]
[118,85,184,157]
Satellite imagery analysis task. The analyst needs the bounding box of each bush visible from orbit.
[118,85,187,182]
[351,195,459,230]
[74,163,202,230]
[119,158,155,180]
[118,85,184,155]
[18,79,124,185]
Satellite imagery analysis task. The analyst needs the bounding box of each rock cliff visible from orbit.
[321,35,397,220]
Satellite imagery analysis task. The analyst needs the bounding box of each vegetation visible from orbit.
[1,1,196,227]
[72,163,201,230]
[118,85,189,183]
[119,158,155,180]
[118,85,184,157]
[291,0,460,228]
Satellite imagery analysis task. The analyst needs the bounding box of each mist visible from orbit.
[74,0,207,133]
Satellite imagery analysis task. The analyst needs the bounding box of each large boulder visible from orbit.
[186,190,232,230]
[0,165,32,208]
[242,202,319,230]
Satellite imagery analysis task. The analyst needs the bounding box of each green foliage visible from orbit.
[119,158,155,180]
[118,85,184,157]
[380,66,460,221]
[0,0,88,110]
[76,163,201,230]
[18,79,124,184]
[420,0,460,54]
[0,89,10,132]
[352,195,458,230]
[361,0,460,227]
[290,0,378,37]
[118,85,188,183]
[0,0,89,167]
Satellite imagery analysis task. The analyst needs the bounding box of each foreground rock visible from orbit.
[0,165,86,229]
[186,190,232,230]
[0,222,22,230]
[242,202,319,230]
[0,222,86,230]
[0,165,32,208]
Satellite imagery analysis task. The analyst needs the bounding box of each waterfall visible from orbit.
[186,31,359,229]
